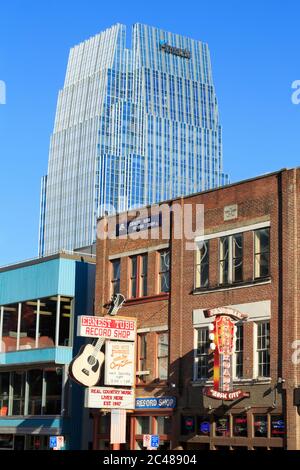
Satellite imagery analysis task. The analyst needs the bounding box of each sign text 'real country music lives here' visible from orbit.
[77,316,136,341]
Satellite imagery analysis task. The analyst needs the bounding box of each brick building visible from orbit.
[94,168,300,450]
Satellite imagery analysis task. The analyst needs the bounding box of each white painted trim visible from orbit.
[193,300,271,326]
[35,299,40,348]
[55,295,61,347]
[109,243,169,260]
[17,303,22,351]
[195,221,271,242]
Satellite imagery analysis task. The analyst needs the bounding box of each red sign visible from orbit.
[204,307,249,401]
[203,388,250,401]
[77,316,136,341]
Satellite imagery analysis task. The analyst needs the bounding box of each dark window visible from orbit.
[38,298,57,348]
[181,416,195,435]
[111,259,121,296]
[137,334,147,383]
[197,416,211,436]
[12,371,26,415]
[140,254,148,297]
[28,369,43,415]
[195,240,209,288]
[219,237,229,284]
[254,415,268,437]
[130,256,138,298]
[233,414,247,437]
[44,368,62,415]
[159,250,170,293]
[130,254,148,298]
[254,228,270,278]
[0,372,9,416]
[215,416,230,437]
[271,415,285,438]
[157,416,171,435]
[233,234,243,282]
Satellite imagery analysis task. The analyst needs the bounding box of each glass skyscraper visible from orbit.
[39,23,229,256]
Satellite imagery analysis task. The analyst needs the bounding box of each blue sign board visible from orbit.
[117,214,161,236]
[135,396,176,409]
[150,435,160,448]
[49,437,57,448]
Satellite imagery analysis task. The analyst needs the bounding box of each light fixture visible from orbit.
[3,307,17,312]
[50,297,71,302]
[26,301,46,307]
[62,314,71,318]
[244,405,251,411]
[33,310,53,316]
[63,305,71,310]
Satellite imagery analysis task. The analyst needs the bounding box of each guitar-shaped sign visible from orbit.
[69,293,126,387]
[69,337,105,387]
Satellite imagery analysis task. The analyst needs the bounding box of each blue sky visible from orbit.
[0,0,299,266]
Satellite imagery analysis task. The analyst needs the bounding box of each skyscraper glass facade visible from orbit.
[39,23,229,256]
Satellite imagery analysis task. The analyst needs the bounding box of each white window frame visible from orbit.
[219,233,243,285]
[254,320,270,379]
[253,228,270,279]
[194,327,210,381]
[232,323,243,380]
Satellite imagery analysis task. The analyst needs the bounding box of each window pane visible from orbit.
[219,237,229,284]
[160,250,170,272]
[196,328,209,379]
[161,272,170,292]
[38,298,57,348]
[111,259,121,296]
[141,254,148,296]
[257,321,270,377]
[233,414,247,437]
[12,371,26,415]
[254,415,268,437]
[157,416,171,435]
[196,240,209,288]
[136,416,151,434]
[254,228,270,278]
[59,298,72,346]
[27,370,43,415]
[0,372,10,416]
[131,277,137,298]
[271,415,285,438]
[235,324,243,378]
[215,416,230,437]
[131,256,137,277]
[20,302,37,349]
[2,304,19,352]
[197,416,211,436]
[158,333,168,380]
[44,368,62,415]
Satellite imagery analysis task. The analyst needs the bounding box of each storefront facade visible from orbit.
[0,253,96,450]
[95,168,300,450]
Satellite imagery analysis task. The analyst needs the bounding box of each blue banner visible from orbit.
[135,396,176,409]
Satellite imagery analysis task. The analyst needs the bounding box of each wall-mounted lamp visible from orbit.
[244,405,251,411]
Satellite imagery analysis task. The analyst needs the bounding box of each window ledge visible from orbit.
[193,278,271,295]
[191,378,271,387]
[124,293,169,306]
